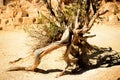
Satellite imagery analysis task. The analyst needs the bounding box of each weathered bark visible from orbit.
[8,0,120,78]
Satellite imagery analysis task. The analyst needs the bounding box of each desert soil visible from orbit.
[0,23,120,80]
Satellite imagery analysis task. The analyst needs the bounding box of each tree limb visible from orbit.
[82,9,108,34]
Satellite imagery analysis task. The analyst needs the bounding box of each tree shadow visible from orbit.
[69,46,120,75]
[34,68,63,74]
[90,47,120,68]
[7,67,63,74]
[7,46,120,76]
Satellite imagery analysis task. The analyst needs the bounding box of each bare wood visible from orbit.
[56,44,77,78]
[74,9,80,30]
[82,11,99,34]
[82,9,108,34]
[8,1,110,77]
[40,44,68,58]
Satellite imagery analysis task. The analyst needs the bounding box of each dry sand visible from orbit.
[0,23,120,80]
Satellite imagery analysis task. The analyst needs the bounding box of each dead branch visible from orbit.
[74,9,80,30]
[8,0,117,78]
[78,9,108,34]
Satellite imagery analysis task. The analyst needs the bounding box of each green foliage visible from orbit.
[38,13,64,42]
[64,3,80,24]
[36,2,87,42]
[47,22,64,42]
[38,14,48,24]
[25,0,101,43]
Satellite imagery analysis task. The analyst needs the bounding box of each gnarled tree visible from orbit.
[9,0,120,78]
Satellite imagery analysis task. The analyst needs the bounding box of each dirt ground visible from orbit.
[0,23,120,80]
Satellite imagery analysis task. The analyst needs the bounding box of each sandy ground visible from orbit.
[0,23,120,80]
[88,23,120,51]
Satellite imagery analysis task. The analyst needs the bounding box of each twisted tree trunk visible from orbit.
[8,0,120,78]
